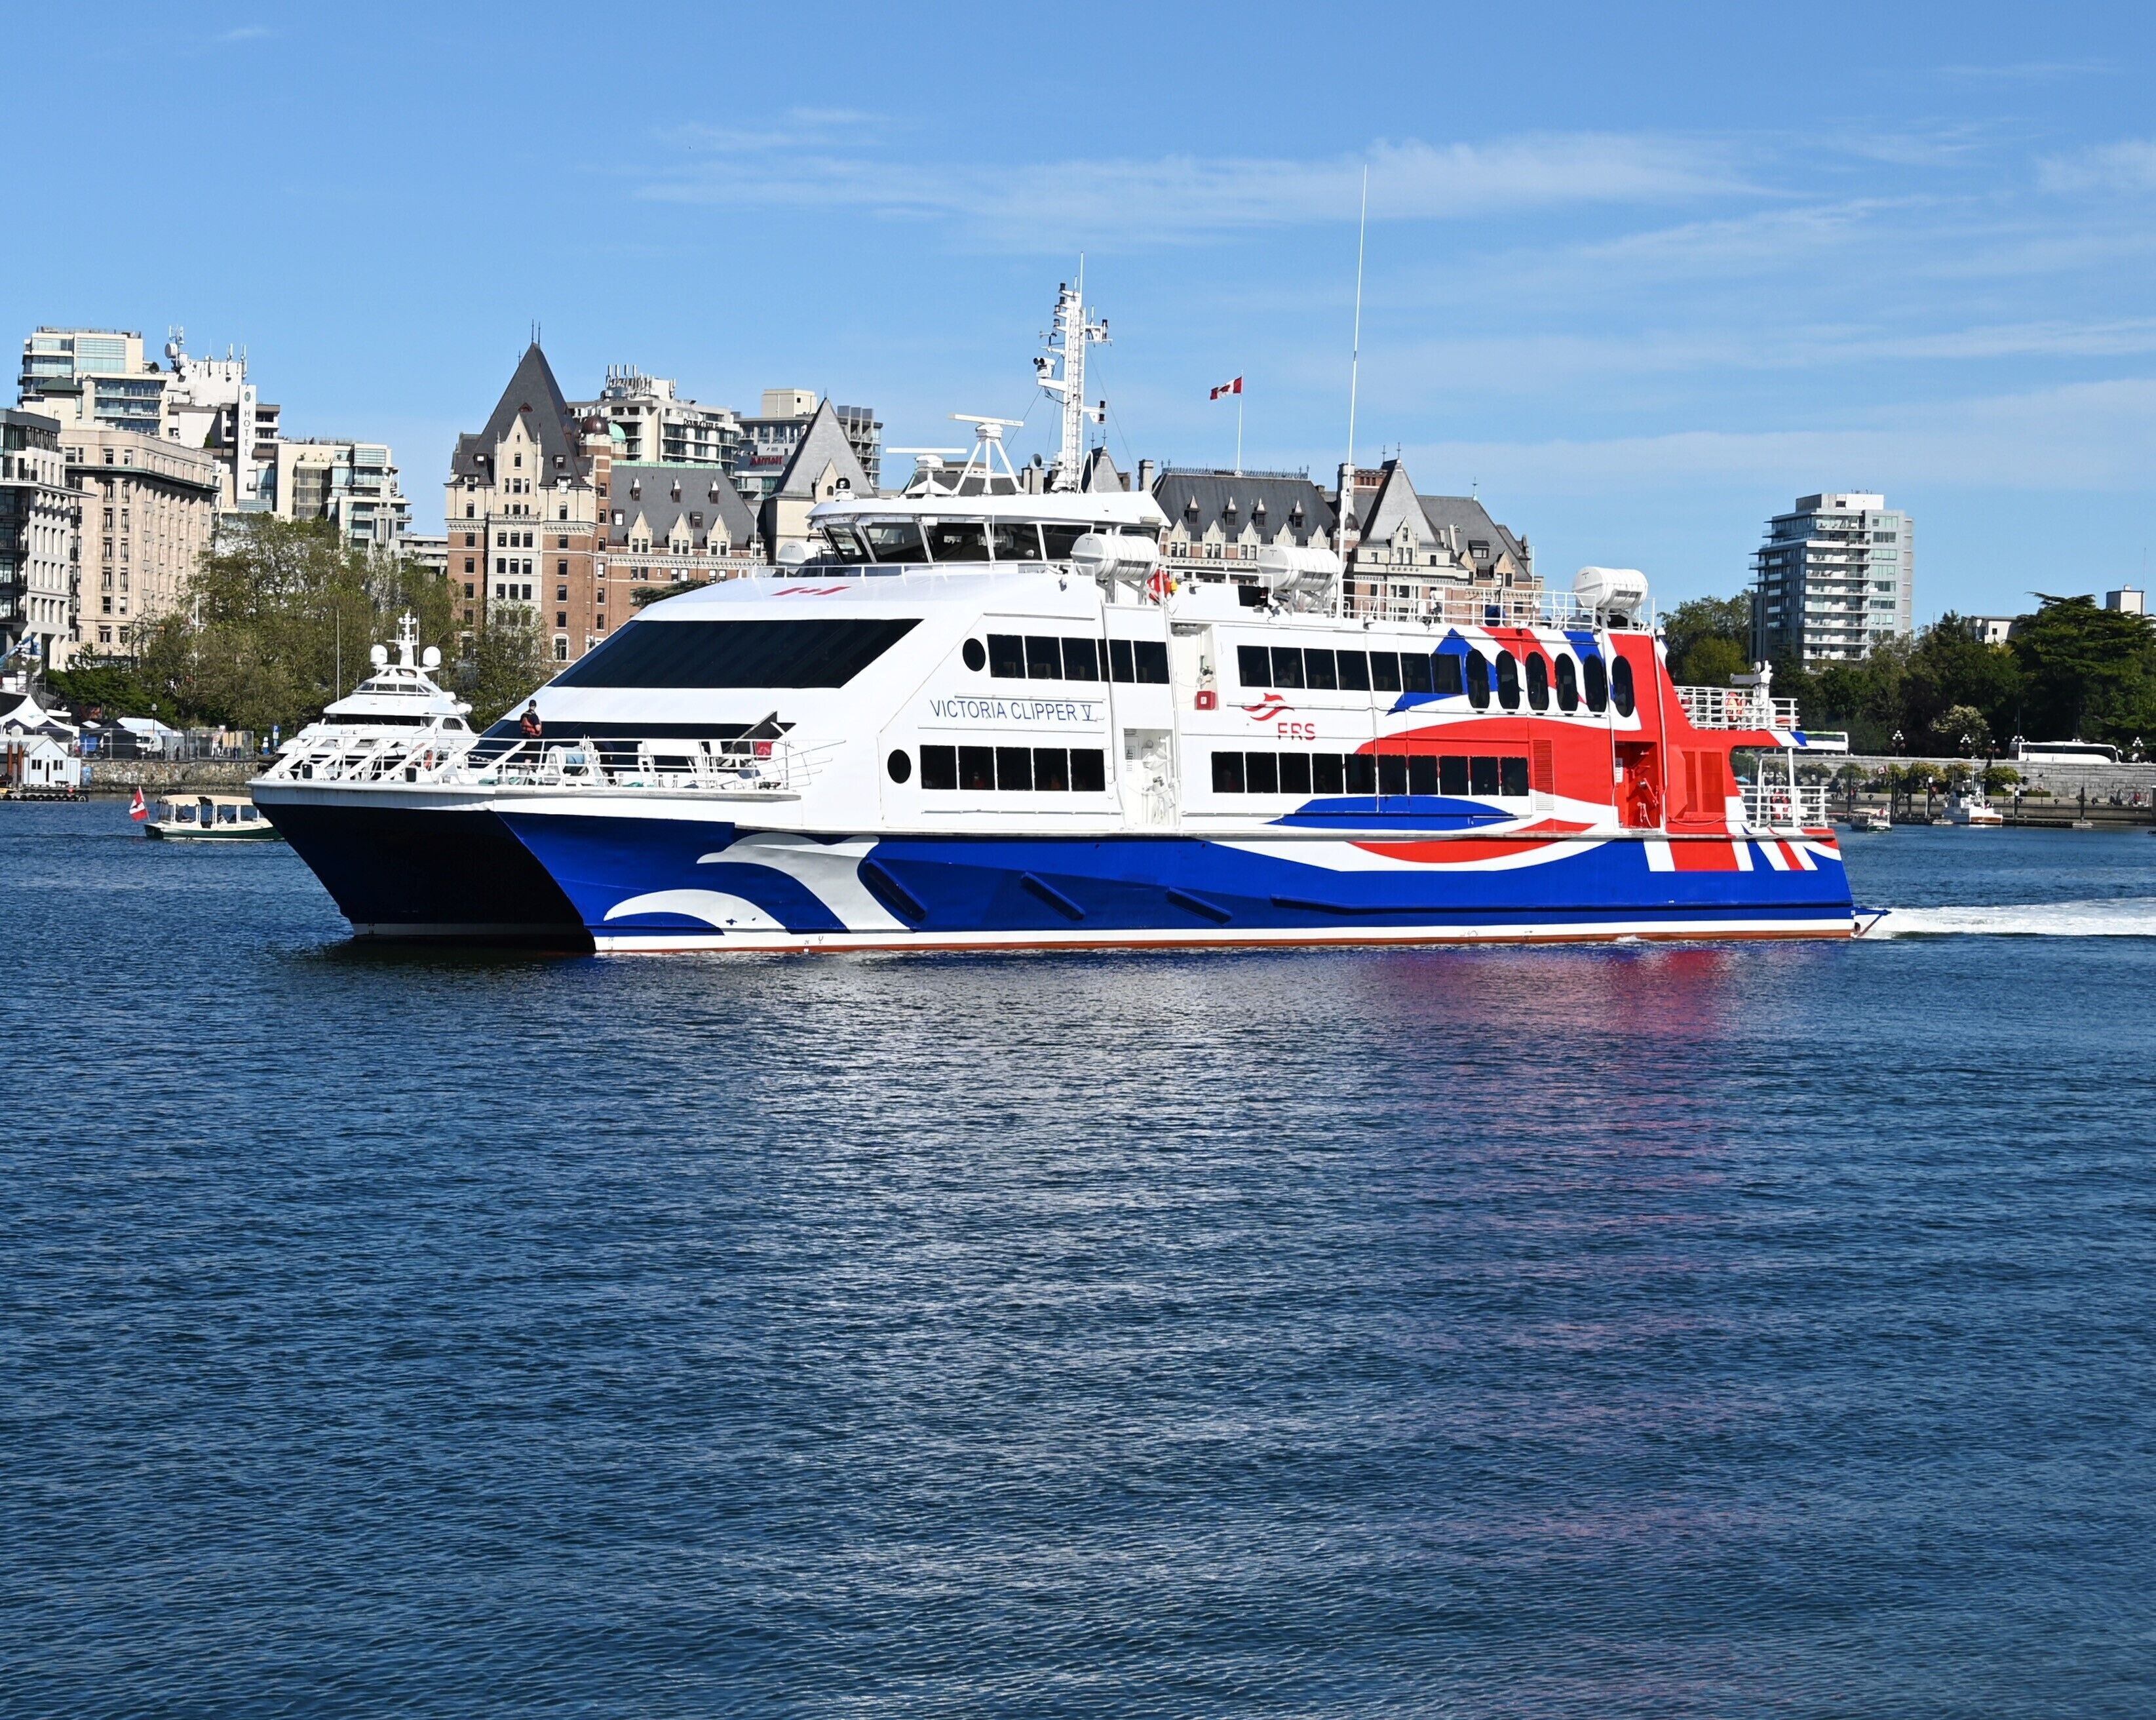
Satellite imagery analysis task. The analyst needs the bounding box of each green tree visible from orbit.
[131,517,455,733]
[1929,703,1992,754]
[1662,593,1753,684]
[466,606,553,729]
[2011,596,2156,743]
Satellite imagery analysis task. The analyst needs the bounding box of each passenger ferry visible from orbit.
[145,793,282,841]
[253,292,1854,950]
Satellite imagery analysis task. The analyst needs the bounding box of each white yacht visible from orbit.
[283,612,471,755]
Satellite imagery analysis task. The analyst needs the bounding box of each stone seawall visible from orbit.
[81,760,261,793]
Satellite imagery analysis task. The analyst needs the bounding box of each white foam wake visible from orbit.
[1860,899,2156,937]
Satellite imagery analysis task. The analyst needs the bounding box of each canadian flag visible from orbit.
[1210,377,1243,399]
[129,787,147,821]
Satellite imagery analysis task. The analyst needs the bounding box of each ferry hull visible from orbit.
[258,796,589,943]
[494,810,1856,954]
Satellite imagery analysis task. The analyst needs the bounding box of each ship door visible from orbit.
[1121,728,1176,830]
[1615,742,1663,829]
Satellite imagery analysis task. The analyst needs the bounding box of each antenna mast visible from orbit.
[1347,165,1368,480]
[1036,264,1109,492]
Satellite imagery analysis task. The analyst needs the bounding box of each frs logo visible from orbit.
[1242,694,1293,722]
[775,584,848,597]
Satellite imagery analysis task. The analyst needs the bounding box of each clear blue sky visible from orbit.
[10,1,2156,617]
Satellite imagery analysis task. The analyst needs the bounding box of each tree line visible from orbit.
[1663,591,2156,755]
[45,517,554,733]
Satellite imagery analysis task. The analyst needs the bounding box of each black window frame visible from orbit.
[1465,651,1491,710]
[1070,749,1106,793]
[1109,638,1136,682]
[959,746,995,790]
[1025,636,1064,680]
[1238,644,1272,687]
[1061,636,1101,682]
[1501,756,1531,797]
[1583,654,1609,713]
[988,633,1026,679]
[1279,752,1312,794]
[1526,652,1550,711]
[1212,751,1246,794]
[995,745,1034,790]
[1304,648,1338,691]
[1470,756,1500,795]
[1369,652,1402,693]
[1344,754,1377,794]
[921,745,957,790]
[1495,650,1522,711]
[1434,652,1465,697]
[1400,652,1433,694]
[1336,650,1370,692]
[1408,754,1438,796]
[1612,655,1636,718]
[1032,747,1070,792]
[1246,751,1280,794]
[550,617,919,690]
[1313,753,1345,794]
[1440,755,1469,796]
[1555,654,1579,713]
[1271,646,1305,689]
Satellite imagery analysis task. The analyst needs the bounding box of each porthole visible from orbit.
[886,748,912,783]
[962,638,987,672]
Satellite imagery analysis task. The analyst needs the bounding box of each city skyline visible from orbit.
[8,2,2156,620]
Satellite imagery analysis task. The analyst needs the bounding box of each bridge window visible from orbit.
[552,617,919,688]
[926,520,990,562]
[1025,636,1063,678]
[1041,522,1090,559]
[1555,654,1579,712]
[862,520,926,563]
[1495,650,1521,710]
[1583,654,1608,712]
[1526,652,1549,710]
[1612,656,1636,718]
[991,522,1043,561]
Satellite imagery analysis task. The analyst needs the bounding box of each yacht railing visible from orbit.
[1739,782,1833,830]
[1674,686,1802,731]
[260,729,830,797]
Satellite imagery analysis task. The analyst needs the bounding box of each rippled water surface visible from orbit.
[5,805,2154,1717]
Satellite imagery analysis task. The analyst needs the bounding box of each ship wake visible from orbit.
[1860,899,2156,937]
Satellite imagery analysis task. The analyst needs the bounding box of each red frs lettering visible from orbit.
[1275,721,1317,741]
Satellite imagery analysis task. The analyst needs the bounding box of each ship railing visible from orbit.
[1675,686,1804,732]
[258,728,474,785]
[261,729,832,797]
[1739,781,1833,831]
[1339,585,1615,631]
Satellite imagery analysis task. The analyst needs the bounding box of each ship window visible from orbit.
[1071,749,1106,792]
[1336,650,1370,692]
[1495,650,1521,710]
[1465,652,1490,709]
[1377,755,1408,795]
[886,748,912,783]
[1041,523,1089,560]
[1108,638,1134,682]
[1062,637,1100,681]
[1246,752,1279,794]
[1583,654,1608,712]
[1270,646,1304,688]
[1408,755,1438,795]
[1212,751,1245,793]
[991,522,1043,561]
[1132,640,1168,684]
[1440,756,1469,795]
[1434,652,1465,697]
[1612,655,1636,718]
[995,746,1033,789]
[1237,644,1271,687]
[1279,752,1312,794]
[552,617,920,688]
[1501,756,1530,796]
[959,746,995,790]
[1025,636,1063,678]
[1526,652,1550,711]
[1032,747,1069,791]
[963,638,986,672]
[863,520,927,563]
[919,747,956,789]
[1345,754,1377,794]
[988,634,1026,678]
[1400,652,1433,695]
[1471,756,1500,794]
[822,524,872,563]
[926,520,990,562]
[1368,652,1402,692]
[1303,649,1338,691]
[1313,753,1344,794]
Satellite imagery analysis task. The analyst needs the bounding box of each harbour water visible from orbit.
[5,802,2153,1717]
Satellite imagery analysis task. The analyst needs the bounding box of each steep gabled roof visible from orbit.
[606,463,759,549]
[450,343,587,482]
[1417,494,1531,574]
[1357,461,1436,549]
[1079,446,1128,493]
[1151,469,1336,547]
[772,398,870,501]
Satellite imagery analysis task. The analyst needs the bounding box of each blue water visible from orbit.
[5,804,2154,1717]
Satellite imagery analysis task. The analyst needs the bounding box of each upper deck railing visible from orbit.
[258,727,830,798]
[1739,781,1834,831]
[1674,685,1801,731]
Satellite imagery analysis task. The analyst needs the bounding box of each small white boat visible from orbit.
[1943,789,2005,826]
[1846,808,1893,832]
[144,793,282,841]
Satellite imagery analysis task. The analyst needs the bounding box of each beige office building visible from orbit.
[60,427,219,654]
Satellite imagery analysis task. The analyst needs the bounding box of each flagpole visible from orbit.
[1235,391,1243,477]
[1347,165,1367,479]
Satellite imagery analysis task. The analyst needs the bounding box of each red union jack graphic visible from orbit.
[1242,693,1294,722]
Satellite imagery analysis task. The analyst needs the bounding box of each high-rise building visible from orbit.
[161,332,281,509]
[1752,492,1914,665]
[445,344,613,661]
[270,439,410,552]
[577,368,742,468]
[20,328,167,439]
[1,410,81,669]
[57,426,219,655]
[735,390,881,500]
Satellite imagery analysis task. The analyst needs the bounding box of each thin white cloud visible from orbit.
[636,132,1744,245]
[2040,140,2156,193]
[218,24,272,41]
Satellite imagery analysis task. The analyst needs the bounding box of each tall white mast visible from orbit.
[1035,266,1109,492]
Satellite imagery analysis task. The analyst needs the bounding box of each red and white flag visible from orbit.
[1210,376,1243,400]
[128,787,147,821]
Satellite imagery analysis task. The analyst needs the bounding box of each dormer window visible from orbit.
[1184,496,1199,516]
[1252,499,1267,521]
[514,453,523,469]
[630,479,642,498]
[670,480,681,501]
[1290,503,1305,526]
